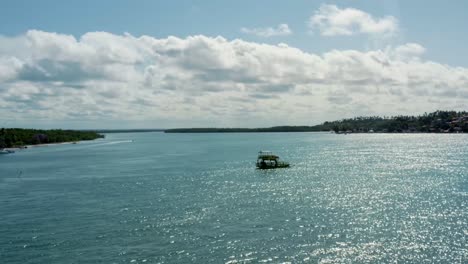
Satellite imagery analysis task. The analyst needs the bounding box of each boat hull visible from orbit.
[256,162,290,169]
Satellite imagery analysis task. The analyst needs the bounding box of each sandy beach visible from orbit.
[3,141,80,151]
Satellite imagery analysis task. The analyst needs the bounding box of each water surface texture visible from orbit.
[1,132,467,263]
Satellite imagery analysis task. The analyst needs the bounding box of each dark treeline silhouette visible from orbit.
[323,110,468,133]
[165,110,468,133]
[0,128,104,148]
[92,129,164,133]
[165,126,324,133]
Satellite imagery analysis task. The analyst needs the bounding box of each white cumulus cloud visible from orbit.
[241,24,292,37]
[0,30,467,128]
[309,4,398,36]
[393,43,426,59]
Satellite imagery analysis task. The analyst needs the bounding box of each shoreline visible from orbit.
[1,129,104,151]
[3,140,95,151]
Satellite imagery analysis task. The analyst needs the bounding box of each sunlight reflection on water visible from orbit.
[0,133,467,263]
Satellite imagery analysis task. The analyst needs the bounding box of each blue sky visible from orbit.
[2,0,467,66]
[0,1,467,128]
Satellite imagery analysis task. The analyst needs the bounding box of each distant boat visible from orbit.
[256,151,290,169]
[0,149,15,154]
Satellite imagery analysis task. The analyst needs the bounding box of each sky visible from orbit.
[0,0,467,129]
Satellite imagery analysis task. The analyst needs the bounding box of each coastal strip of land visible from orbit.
[0,128,104,149]
[92,129,164,133]
[165,127,323,133]
[2,111,467,149]
[165,110,468,134]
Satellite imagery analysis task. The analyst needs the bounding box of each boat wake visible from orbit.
[86,140,133,147]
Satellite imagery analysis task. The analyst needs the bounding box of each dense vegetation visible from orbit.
[320,110,468,133]
[0,128,104,148]
[165,110,468,133]
[93,129,164,133]
[165,126,323,133]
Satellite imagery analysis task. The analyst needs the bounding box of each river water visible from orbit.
[1,132,467,263]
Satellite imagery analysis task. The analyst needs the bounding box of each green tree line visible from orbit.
[0,128,104,148]
[321,110,468,133]
[165,110,468,133]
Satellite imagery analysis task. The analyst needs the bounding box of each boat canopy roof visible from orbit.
[258,150,279,160]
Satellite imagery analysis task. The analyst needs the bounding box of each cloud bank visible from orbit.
[0,30,467,128]
[309,4,398,36]
[241,24,292,38]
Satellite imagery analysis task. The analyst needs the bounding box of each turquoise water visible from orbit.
[1,132,467,263]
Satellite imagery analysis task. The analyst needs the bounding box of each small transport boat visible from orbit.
[256,151,290,169]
